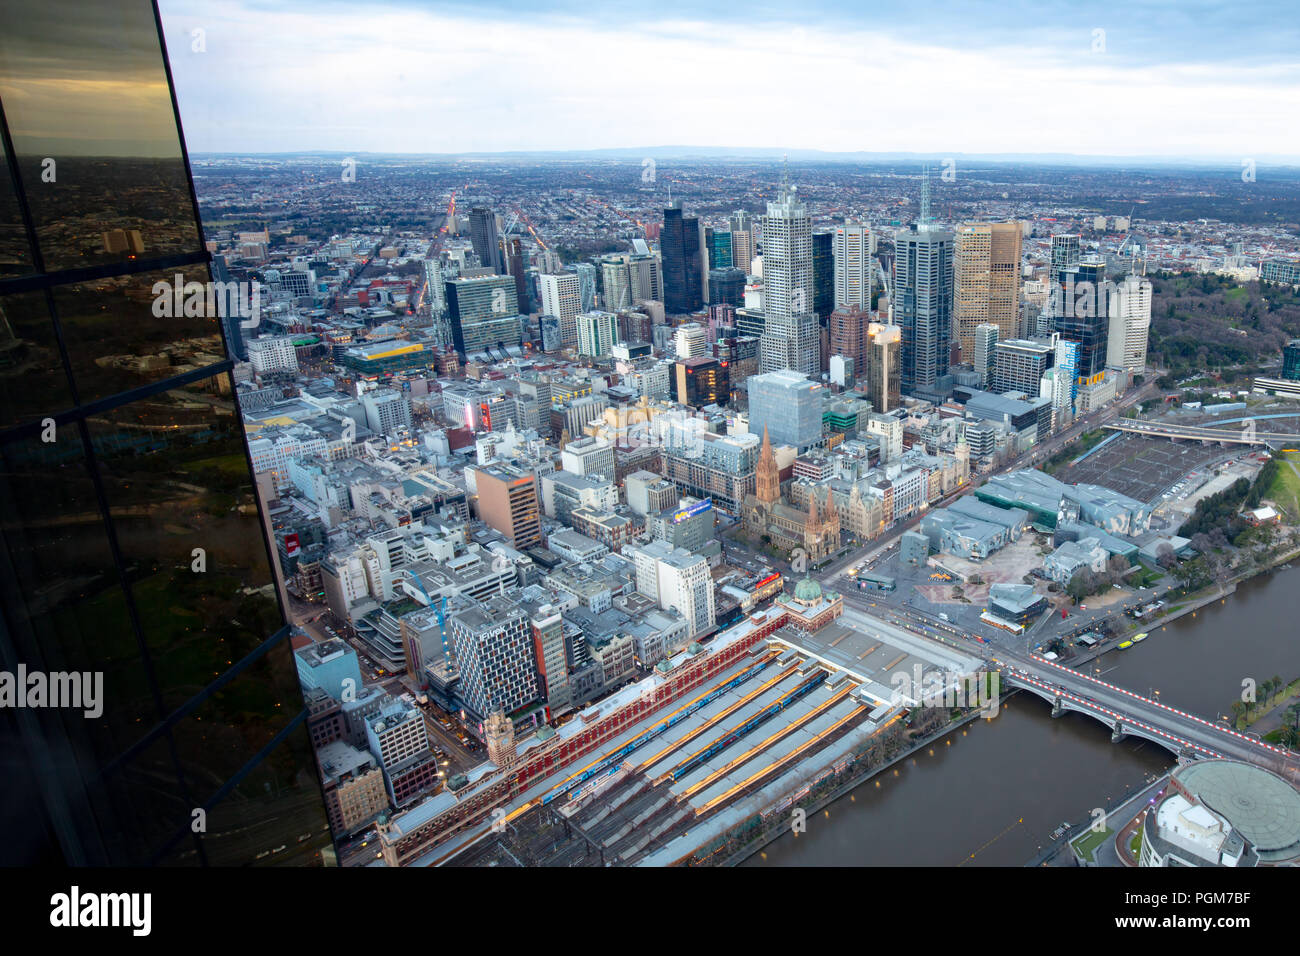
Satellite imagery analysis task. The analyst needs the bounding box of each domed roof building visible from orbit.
[776,574,843,632]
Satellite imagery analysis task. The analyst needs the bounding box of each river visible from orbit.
[745,564,1300,866]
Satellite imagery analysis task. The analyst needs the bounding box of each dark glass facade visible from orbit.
[1055,261,1111,379]
[812,231,834,322]
[0,0,331,865]
[661,206,703,315]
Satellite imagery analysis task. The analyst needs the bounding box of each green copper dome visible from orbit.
[794,575,823,603]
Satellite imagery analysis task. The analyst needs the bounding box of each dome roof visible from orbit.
[794,575,823,604]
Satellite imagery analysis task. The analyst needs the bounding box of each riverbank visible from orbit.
[722,705,993,867]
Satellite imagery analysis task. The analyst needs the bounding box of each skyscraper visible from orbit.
[470,206,504,274]
[761,183,813,324]
[1055,258,1111,379]
[812,231,835,320]
[760,312,819,377]
[954,222,1022,359]
[729,211,754,274]
[833,223,873,311]
[894,224,954,397]
[539,271,581,330]
[1050,234,1081,281]
[661,205,704,314]
[865,322,902,414]
[0,0,331,865]
[705,227,733,270]
[1106,274,1152,374]
[446,274,521,356]
[503,236,530,313]
[973,323,999,388]
[576,310,621,358]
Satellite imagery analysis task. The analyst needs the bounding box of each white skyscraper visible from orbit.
[1107,274,1152,374]
[973,323,999,388]
[539,272,581,327]
[833,223,874,311]
[761,183,813,323]
[758,182,816,376]
[674,322,707,358]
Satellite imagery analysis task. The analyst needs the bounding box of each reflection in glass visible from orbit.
[88,375,280,714]
[53,266,223,405]
[0,0,201,271]
[0,438,163,769]
[0,136,32,276]
[0,291,74,429]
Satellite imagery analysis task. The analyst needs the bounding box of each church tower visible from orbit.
[755,425,780,504]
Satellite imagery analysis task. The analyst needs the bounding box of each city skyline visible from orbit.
[158,0,1300,159]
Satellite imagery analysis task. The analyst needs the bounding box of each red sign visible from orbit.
[285,533,301,557]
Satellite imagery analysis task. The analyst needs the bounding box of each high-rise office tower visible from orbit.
[761,183,813,324]
[893,223,954,397]
[0,0,332,865]
[865,322,902,413]
[828,304,872,379]
[973,323,999,388]
[503,237,530,313]
[833,223,873,311]
[708,267,745,307]
[661,205,704,314]
[1283,340,1300,381]
[812,231,834,321]
[990,338,1053,395]
[573,262,598,313]
[470,206,504,274]
[472,463,542,548]
[448,595,539,722]
[445,274,520,356]
[675,356,729,407]
[760,312,819,377]
[1055,258,1110,379]
[954,222,1022,359]
[1106,274,1152,374]
[729,211,754,274]
[1050,234,1081,281]
[599,252,662,312]
[539,271,581,329]
[705,227,733,270]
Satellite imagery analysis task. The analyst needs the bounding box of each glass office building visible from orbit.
[0,0,332,865]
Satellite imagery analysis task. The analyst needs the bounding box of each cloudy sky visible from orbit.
[158,0,1300,160]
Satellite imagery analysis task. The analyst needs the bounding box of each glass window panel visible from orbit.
[0,437,163,766]
[0,290,75,428]
[0,136,33,276]
[87,375,283,714]
[199,726,333,866]
[170,639,303,806]
[89,735,193,866]
[0,0,202,271]
[52,265,223,405]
